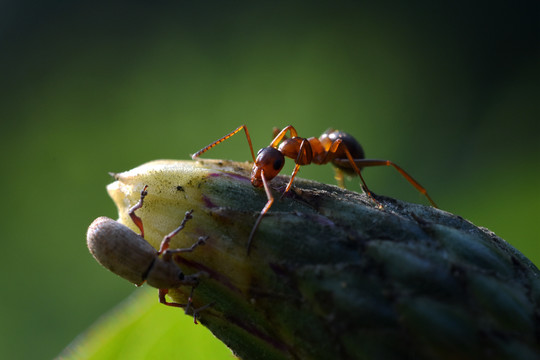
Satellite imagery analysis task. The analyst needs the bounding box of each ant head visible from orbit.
[251,147,285,187]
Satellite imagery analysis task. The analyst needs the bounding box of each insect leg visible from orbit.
[335,159,438,207]
[269,125,299,148]
[190,302,214,325]
[159,283,212,324]
[162,236,207,262]
[281,138,311,197]
[183,286,214,324]
[128,185,149,237]
[158,210,194,255]
[246,170,274,255]
[325,140,382,207]
[333,167,346,188]
[159,288,190,308]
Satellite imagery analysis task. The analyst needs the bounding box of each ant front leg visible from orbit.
[247,170,274,254]
[128,185,149,237]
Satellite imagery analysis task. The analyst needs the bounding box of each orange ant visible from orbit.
[192,125,437,254]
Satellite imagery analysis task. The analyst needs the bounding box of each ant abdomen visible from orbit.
[321,129,365,172]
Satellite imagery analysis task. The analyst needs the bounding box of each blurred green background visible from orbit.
[1,1,538,359]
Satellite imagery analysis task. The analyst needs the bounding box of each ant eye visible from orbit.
[178,272,185,280]
[273,158,283,170]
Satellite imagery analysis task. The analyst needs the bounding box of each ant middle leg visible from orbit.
[281,138,311,196]
[247,169,274,255]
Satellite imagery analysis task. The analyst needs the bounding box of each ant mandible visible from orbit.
[192,125,437,254]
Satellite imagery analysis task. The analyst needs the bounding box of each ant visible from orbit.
[192,125,437,254]
[87,185,210,323]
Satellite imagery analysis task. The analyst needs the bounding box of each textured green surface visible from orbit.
[99,159,540,360]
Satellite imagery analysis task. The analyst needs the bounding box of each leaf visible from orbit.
[60,287,233,360]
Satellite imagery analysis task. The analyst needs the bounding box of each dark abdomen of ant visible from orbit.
[320,129,365,174]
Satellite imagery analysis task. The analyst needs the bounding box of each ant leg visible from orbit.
[269,125,299,148]
[281,138,310,197]
[192,125,256,162]
[282,163,301,197]
[271,127,282,139]
[333,168,345,188]
[325,140,382,207]
[128,185,149,237]
[336,159,438,207]
[158,210,194,255]
[247,170,274,255]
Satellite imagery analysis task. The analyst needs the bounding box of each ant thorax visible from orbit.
[277,138,313,165]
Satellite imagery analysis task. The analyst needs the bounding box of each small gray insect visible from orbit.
[87,185,208,321]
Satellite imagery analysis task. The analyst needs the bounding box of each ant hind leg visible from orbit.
[332,158,438,207]
[325,140,382,208]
